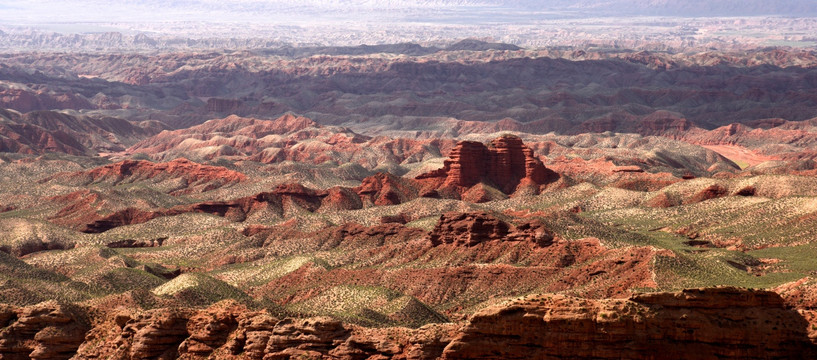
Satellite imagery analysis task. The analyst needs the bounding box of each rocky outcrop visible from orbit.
[105,237,167,248]
[228,311,279,359]
[272,183,324,212]
[75,184,341,233]
[5,288,817,360]
[322,222,427,249]
[177,302,243,357]
[686,184,729,204]
[70,301,456,360]
[122,310,192,359]
[74,307,193,359]
[68,172,422,233]
[488,135,555,193]
[264,317,350,359]
[776,277,817,310]
[355,172,419,206]
[427,212,510,247]
[612,165,644,173]
[417,135,558,197]
[437,140,489,188]
[506,218,555,247]
[169,192,280,222]
[442,287,817,359]
[320,186,364,211]
[380,212,411,224]
[0,301,90,360]
[79,207,160,233]
[427,212,554,247]
[205,98,243,113]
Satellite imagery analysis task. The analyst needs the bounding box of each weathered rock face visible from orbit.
[442,141,490,188]
[178,302,243,357]
[488,135,552,193]
[205,98,243,113]
[265,317,350,359]
[0,301,90,360]
[69,301,456,360]
[442,287,817,359]
[4,288,817,360]
[427,212,510,247]
[320,186,364,211]
[123,310,192,359]
[227,311,279,359]
[355,172,419,206]
[105,237,166,248]
[686,184,729,204]
[324,222,427,249]
[417,135,558,196]
[776,277,817,310]
[506,218,555,247]
[73,308,194,360]
[427,212,554,247]
[78,207,160,233]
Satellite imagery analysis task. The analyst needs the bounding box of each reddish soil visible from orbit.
[701,144,780,168]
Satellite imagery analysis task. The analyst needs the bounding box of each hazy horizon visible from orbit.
[1,1,816,50]
[2,0,817,26]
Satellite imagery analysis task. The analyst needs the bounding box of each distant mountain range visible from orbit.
[1,0,815,25]
[551,0,817,17]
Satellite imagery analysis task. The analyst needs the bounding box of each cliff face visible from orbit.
[426,212,554,247]
[63,301,458,360]
[1,288,815,360]
[205,98,243,113]
[0,301,90,360]
[442,140,489,188]
[443,287,817,360]
[417,135,558,196]
[487,135,553,193]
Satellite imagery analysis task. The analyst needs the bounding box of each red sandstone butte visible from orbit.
[417,134,558,197]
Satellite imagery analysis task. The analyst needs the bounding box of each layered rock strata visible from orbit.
[443,287,817,359]
[417,134,558,196]
[2,288,815,359]
[0,301,90,360]
[426,212,554,247]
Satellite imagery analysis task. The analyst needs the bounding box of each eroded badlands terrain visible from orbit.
[3,46,817,358]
